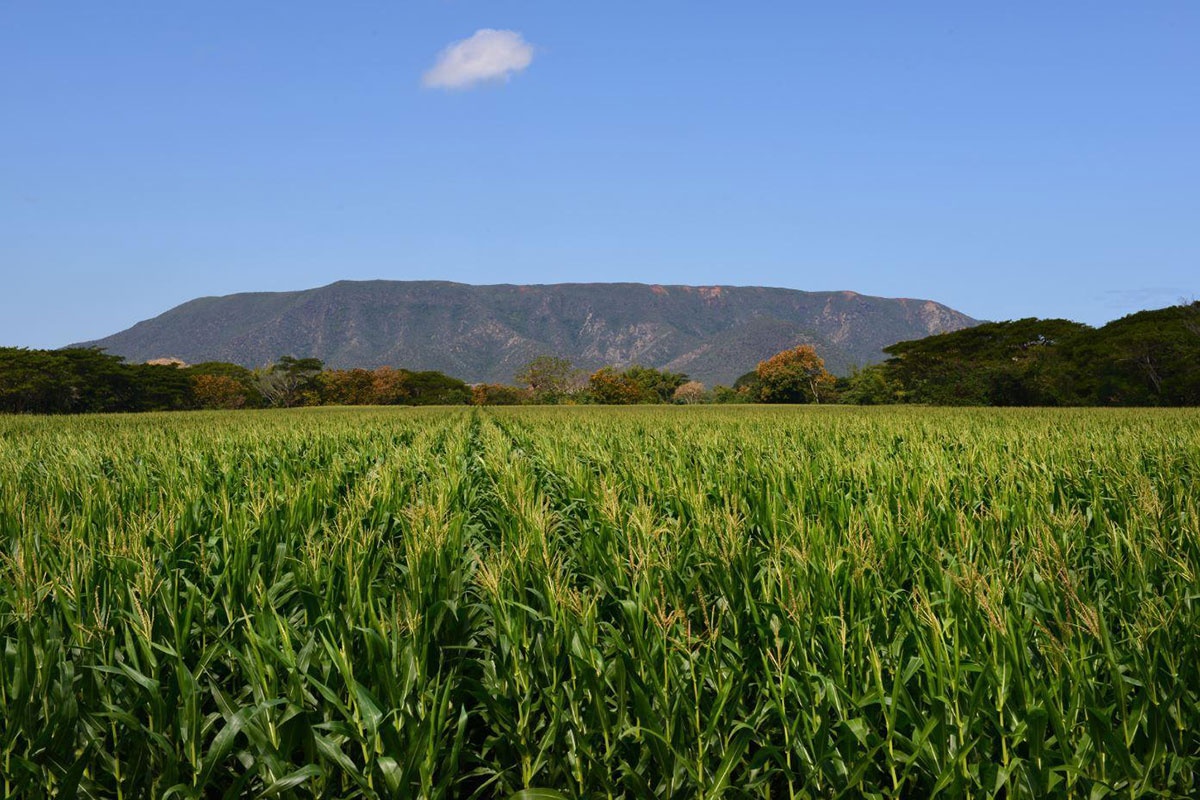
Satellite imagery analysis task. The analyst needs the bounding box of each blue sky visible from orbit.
[2,2,1197,348]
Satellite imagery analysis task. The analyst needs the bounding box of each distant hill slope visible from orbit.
[74,281,978,385]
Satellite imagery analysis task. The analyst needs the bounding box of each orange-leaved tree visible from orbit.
[318,368,377,405]
[371,367,412,405]
[755,345,836,404]
[191,374,249,409]
[588,367,646,404]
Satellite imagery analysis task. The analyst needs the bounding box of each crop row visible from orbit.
[1,406,1198,797]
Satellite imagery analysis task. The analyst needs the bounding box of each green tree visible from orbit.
[840,365,900,405]
[515,356,579,403]
[710,384,749,404]
[256,356,324,408]
[884,319,1090,405]
[403,370,471,405]
[1062,302,1200,405]
[731,370,762,402]
[0,348,71,413]
[0,348,192,413]
[471,384,529,405]
[878,305,1200,406]
[59,348,136,411]
[126,362,193,411]
[623,365,688,403]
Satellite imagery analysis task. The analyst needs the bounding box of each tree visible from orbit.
[673,380,707,404]
[127,362,193,411]
[756,345,836,404]
[876,305,1200,407]
[515,356,579,403]
[710,385,749,404]
[584,365,688,404]
[732,370,762,401]
[186,362,263,407]
[471,383,529,405]
[1064,302,1200,405]
[58,348,137,412]
[883,319,1087,405]
[839,365,900,405]
[587,368,645,404]
[318,369,377,405]
[404,371,471,405]
[371,367,412,405]
[0,347,192,413]
[192,374,249,409]
[623,365,688,403]
[255,356,324,408]
[0,348,71,413]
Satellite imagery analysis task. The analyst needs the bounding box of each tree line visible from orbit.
[0,346,835,414]
[0,351,472,414]
[2,302,1196,413]
[840,301,1200,406]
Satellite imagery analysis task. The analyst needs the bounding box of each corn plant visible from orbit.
[0,405,1198,797]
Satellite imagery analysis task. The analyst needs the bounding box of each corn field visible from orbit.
[1,406,1199,798]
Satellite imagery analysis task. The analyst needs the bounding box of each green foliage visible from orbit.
[0,350,472,414]
[471,383,530,406]
[883,318,1087,405]
[2,406,1199,797]
[620,365,688,403]
[731,369,761,396]
[839,364,902,405]
[255,356,325,408]
[126,362,194,412]
[515,356,580,404]
[586,365,687,404]
[0,347,193,413]
[403,370,471,405]
[75,281,977,387]
[882,303,1200,406]
[709,384,749,404]
[1063,302,1200,405]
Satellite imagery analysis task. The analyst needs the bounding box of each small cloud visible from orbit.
[422,29,534,90]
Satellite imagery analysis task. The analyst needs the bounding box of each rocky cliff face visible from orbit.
[75,281,978,385]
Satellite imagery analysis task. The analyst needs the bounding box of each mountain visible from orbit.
[74,281,978,385]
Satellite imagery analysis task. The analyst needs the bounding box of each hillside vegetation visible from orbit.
[5,303,1198,413]
[72,280,976,385]
[871,301,1200,406]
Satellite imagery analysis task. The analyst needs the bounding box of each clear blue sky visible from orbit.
[3,2,1197,348]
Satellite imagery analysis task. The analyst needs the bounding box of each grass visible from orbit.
[1,405,1198,797]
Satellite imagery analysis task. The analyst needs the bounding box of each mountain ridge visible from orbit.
[74,280,979,385]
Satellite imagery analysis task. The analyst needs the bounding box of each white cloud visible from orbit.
[422,29,534,90]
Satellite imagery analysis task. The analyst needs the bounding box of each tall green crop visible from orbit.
[1,406,1198,797]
